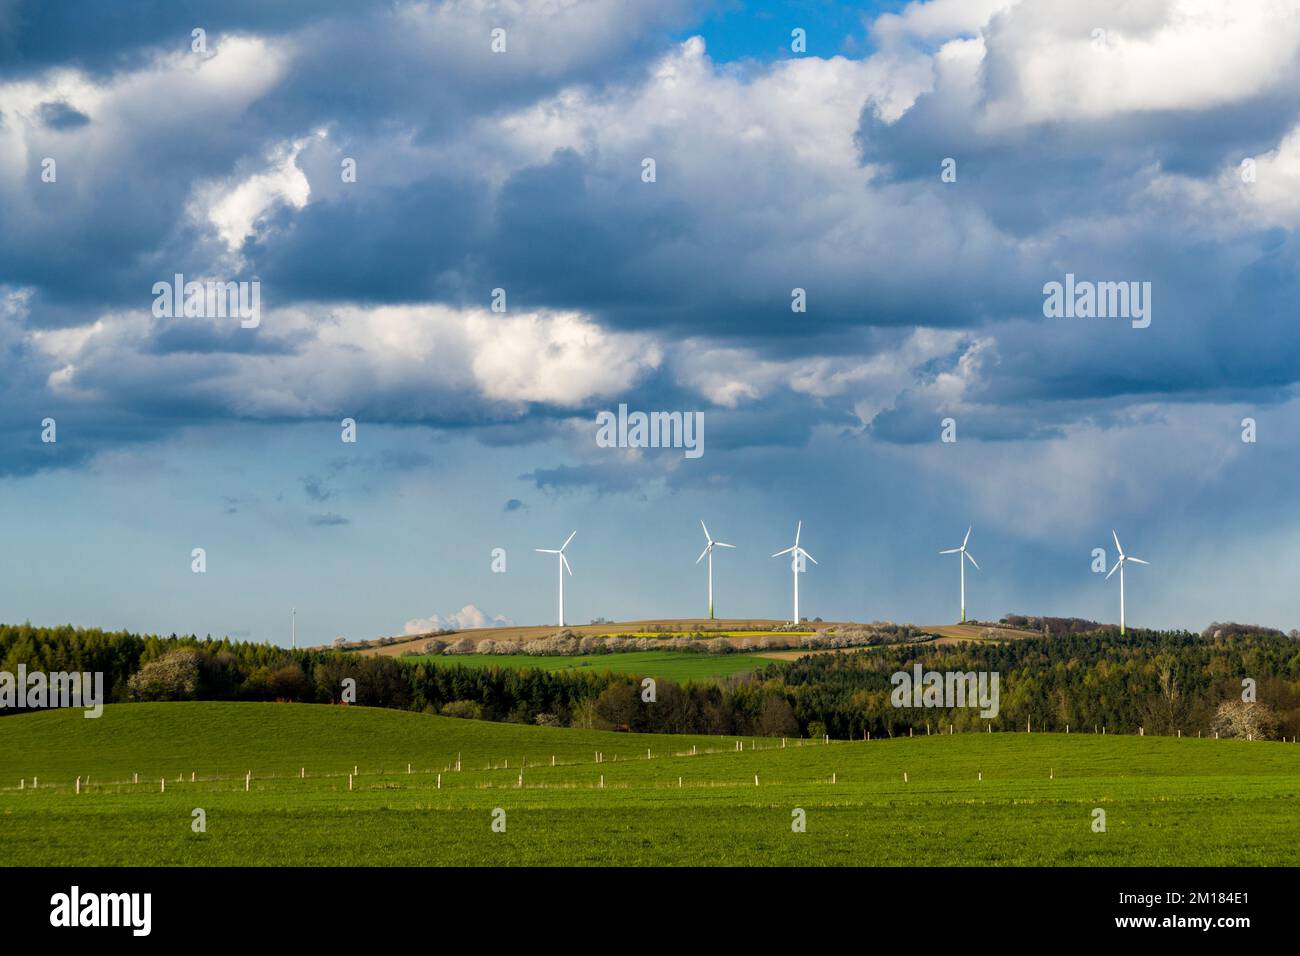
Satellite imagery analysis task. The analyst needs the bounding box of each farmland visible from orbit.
[399,650,774,682]
[1,702,1297,866]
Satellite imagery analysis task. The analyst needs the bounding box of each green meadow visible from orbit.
[2,702,1298,866]
[400,650,772,682]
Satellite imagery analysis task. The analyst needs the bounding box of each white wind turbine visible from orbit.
[535,530,576,627]
[939,526,979,623]
[771,521,816,624]
[1106,530,1149,636]
[696,521,735,620]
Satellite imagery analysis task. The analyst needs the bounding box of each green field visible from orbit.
[2,702,1298,866]
[401,650,773,681]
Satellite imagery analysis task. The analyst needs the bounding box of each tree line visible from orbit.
[2,622,1297,740]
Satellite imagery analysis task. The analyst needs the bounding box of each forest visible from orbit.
[1,622,1296,740]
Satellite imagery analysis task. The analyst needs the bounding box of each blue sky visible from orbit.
[674,1,898,62]
[3,0,1300,644]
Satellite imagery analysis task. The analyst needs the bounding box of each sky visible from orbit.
[2,0,1300,645]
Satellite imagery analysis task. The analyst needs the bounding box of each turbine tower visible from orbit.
[771,521,816,624]
[535,530,576,627]
[291,607,296,649]
[696,520,735,620]
[939,527,979,623]
[1106,530,1149,635]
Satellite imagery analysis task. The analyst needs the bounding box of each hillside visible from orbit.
[2,702,1297,866]
[921,623,1038,644]
[357,618,835,656]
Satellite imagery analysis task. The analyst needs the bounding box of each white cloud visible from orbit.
[192,131,322,253]
[466,310,663,407]
[975,0,1300,128]
[871,0,1014,45]
[672,328,970,425]
[22,301,663,422]
[404,603,512,634]
[0,35,290,197]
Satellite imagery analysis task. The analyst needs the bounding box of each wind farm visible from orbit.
[7,508,1300,877]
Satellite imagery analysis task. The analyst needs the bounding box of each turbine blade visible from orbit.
[696,545,710,564]
[794,520,801,548]
[1128,556,1149,565]
[1105,559,1121,579]
[939,548,960,554]
[1112,529,1123,557]
[700,519,711,543]
[561,552,572,575]
[965,551,979,570]
[772,546,795,558]
[535,549,558,554]
[715,542,735,549]
[560,530,577,552]
[800,549,818,565]
[962,526,971,548]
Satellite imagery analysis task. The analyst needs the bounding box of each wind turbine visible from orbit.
[771,521,816,624]
[939,527,979,623]
[536,531,576,627]
[696,521,735,620]
[1106,530,1149,636]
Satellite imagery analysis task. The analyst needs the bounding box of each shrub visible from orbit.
[440,700,483,720]
[127,650,201,701]
[1210,700,1281,740]
[268,663,308,700]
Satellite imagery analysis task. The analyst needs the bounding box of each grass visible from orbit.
[2,702,1299,866]
[398,650,773,682]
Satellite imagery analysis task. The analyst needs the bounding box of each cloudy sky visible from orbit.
[2,0,1299,644]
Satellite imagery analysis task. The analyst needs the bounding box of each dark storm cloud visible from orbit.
[0,0,708,314]
[0,1,356,78]
[253,171,488,304]
[5,0,1300,484]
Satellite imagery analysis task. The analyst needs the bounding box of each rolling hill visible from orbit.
[356,618,830,656]
[2,702,1297,866]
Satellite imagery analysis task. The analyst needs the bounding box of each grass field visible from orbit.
[398,650,773,681]
[2,702,1298,866]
